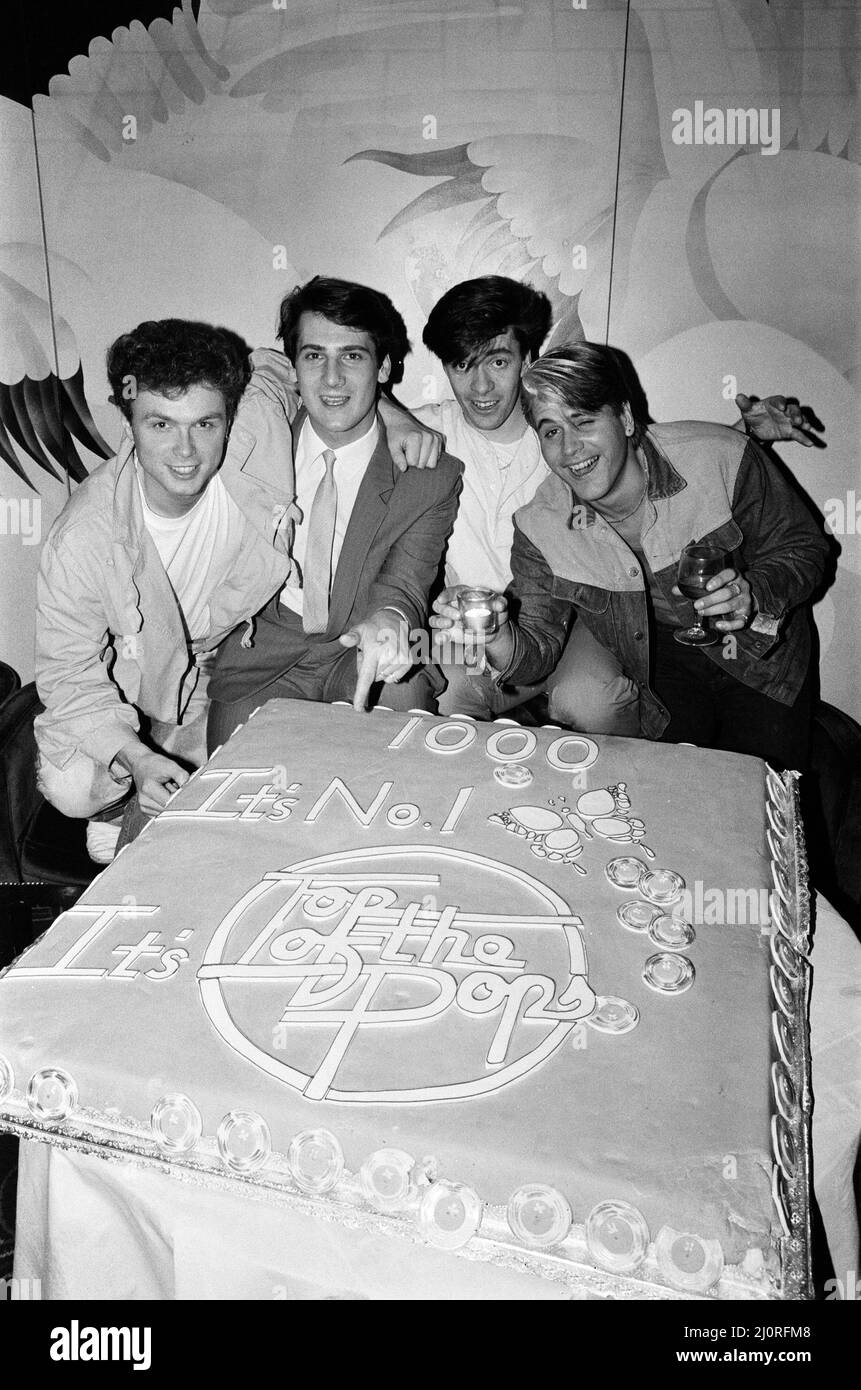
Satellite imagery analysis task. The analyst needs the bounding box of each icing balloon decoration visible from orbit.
[489,783,653,873]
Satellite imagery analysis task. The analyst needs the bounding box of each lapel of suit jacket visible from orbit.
[327,419,395,636]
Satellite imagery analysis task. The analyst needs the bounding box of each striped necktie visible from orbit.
[302,448,338,634]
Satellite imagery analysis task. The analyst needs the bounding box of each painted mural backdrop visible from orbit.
[1,0,858,711]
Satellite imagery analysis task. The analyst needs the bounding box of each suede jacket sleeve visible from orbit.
[497,521,577,687]
[731,439,830,628]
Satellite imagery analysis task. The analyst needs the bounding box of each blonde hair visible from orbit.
[520,343,638,432]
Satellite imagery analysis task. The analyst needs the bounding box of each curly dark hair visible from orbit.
[422,275,552,368]
[106,319,251,423]
[277,276,411,386]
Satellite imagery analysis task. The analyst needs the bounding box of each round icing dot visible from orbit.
[151,1094,203,1154]
[586,997,640,1035]
[585,1200,649,1273]
[604,857,646,890]
[0,1055,12,1102]
[655,1225,724,1293]
[287,1128,344,1194]
[771,1062,797,1121]
[359,1149,416,1211]
[648,915,696,950]
[771,1114,797,1181]
[216,1110,271,1175]
[508,1184,572,1248]
[418,1181,482,1250]
[640,868,686,905]
[26,1067,78,1122]
[493,764,534,789]
[643,952,695,994]
[616,899,661,932]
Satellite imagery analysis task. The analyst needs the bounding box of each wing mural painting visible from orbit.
[0,267,111,486]
[0,369,109,490]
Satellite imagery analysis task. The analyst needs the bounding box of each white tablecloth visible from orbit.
[13,897,860,1300]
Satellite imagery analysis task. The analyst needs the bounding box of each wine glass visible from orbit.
[674,543,725,647]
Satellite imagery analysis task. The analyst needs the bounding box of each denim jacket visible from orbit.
[503,422,830,738]
[34,350,301,776]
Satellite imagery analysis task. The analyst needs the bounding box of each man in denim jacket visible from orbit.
[442,343,830,770]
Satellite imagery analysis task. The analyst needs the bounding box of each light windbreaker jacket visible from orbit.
[503,422,831,738]
[34,349,300,780]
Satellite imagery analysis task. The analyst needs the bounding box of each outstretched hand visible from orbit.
[736,393,825,449]
[339,609,413,711]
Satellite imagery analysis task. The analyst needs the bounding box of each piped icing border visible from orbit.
[763,766,813,1301]
[0,1084,782,1300]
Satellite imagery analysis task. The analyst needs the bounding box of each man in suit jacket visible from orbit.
[207,277,463,748]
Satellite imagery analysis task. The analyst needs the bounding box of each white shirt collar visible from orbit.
[298,416,379,471]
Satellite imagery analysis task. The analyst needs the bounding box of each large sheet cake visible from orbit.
[0,699,813,1299]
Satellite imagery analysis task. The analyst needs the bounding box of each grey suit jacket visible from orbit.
[209,409,463,701]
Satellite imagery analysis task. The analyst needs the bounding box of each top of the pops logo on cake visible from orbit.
[196,844,601,1104]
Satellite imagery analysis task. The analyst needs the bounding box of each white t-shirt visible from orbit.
[279,418,379,618]
[414,399,548,590]
[136,467,245,641]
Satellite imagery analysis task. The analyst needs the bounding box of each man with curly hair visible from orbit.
[34,313,440,861]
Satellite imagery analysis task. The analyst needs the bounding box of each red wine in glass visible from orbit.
[674,544,725,647]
